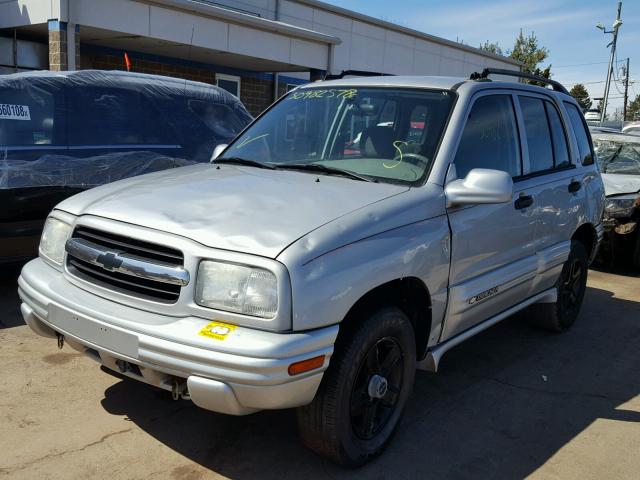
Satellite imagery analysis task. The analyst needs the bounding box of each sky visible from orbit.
[324,0,639,115]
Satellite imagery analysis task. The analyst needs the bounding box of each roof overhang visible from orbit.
[147,0,341,46]
[1,0,341,72]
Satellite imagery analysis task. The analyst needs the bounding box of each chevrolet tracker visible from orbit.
[19,69,604,466]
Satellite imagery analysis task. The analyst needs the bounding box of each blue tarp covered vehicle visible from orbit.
[0,69,252,262]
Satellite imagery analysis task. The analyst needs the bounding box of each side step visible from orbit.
[417,287,557,372]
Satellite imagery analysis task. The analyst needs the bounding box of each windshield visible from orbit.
[593,137,640,175]
[220,87,455,184]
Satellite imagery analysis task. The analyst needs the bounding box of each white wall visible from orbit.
[0,0,59,28]
[68,0,331,70]
[277,0,517,76]
[0,0,518,77]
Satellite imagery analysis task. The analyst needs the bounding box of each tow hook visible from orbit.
[171,379,189,401]
[56,333,64,350]
[116,359,127,373]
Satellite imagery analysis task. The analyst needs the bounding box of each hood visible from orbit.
[56,164,408,258]
[602,173,640,197]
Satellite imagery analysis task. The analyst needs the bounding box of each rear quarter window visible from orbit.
[563,102,594,165]
[519,96,554,173]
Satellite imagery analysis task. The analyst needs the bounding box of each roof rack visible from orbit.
[324,70,394,81]
[469,68,569,95]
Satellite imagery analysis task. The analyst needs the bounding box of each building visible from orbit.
[0,0,520,116]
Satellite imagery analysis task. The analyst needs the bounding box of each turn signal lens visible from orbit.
[288,355,325,376]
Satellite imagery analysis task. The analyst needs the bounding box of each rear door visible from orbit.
[514,94,586,294]
[442,92,538,340]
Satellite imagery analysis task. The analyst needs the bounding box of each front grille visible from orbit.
[66,227,185,303]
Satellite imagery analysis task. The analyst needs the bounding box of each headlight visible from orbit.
[39,217,73,265]
[195,261,278,318]
[604,196,640,218]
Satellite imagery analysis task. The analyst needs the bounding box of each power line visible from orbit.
[553,58,628,69]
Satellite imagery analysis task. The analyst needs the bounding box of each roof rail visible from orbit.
[324,70,394,81]
[469,68,569,95]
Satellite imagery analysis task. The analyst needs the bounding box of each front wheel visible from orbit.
[531,240,589,332]
[296,307,416,467]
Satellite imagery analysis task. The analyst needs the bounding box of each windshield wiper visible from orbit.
[277,163,376,182]
[214,157,277,170]
[601,145,624,173]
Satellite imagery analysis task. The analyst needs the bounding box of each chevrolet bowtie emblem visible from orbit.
[96,252,123,271]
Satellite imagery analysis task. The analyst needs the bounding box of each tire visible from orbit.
[296,307,416,467]
[632,231,640,270]
[530,240,589,332]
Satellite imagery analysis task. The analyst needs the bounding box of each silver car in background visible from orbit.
[591,130,640,267]
[19,70,604,466]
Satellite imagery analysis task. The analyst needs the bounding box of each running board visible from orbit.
[417,288,557,372]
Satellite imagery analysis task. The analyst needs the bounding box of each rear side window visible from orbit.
[544,101,571,168]
[0,83,62,146]
[564,102,594,165]
[454,95,521,178]
[519,96,553,173]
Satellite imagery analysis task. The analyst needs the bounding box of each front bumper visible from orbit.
[19,258,338,415]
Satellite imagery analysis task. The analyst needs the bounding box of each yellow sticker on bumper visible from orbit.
[199,321,237,340]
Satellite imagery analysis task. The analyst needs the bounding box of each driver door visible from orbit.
[441,92,538,341]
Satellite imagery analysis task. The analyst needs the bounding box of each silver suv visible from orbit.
[19,70,604,466]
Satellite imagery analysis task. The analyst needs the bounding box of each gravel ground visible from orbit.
[1,262,639,480]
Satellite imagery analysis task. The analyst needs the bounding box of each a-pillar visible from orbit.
[48,20,80,71]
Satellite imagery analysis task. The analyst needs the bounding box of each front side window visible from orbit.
[187,100,247,140]
[564,102,594,165]
[519,96,554,173]
[220,87,455,184]
[454,95,521,179]
[67,87,174,146]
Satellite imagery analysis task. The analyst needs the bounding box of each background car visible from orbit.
[584,109,601,122]
[0,70,252,263]
[622,121,640,136]
[591,130,640,267]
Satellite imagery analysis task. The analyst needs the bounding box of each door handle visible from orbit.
[514,195,534,210]
[568,180,582,193]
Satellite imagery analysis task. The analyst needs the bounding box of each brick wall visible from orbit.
[80,52,216,84]
[240,77,274,116]
[48,23,80,71]
[48,29,67,71]
[80,50,275,116]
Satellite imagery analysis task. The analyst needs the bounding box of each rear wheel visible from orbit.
[530,240,588,332]
[296,307,416,467]
[632,231,640,269]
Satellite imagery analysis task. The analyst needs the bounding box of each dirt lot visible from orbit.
[1,262,639,480]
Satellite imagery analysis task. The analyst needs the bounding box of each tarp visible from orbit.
[0,69,252,189]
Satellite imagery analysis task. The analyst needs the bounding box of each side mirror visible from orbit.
[445,168,513,207]
[210,144,229,162]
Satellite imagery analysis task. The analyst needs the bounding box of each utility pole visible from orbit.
[597,1,623,126]
[622,57,630,121]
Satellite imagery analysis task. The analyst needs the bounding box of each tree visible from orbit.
[479,41,503,56]
[627,94,640,121]
[507,30,551,85]
[569,84,592,110]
